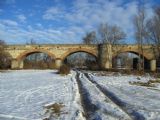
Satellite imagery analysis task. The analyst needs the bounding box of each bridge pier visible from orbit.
[55,59,62,69]
[99,44,113,69]
[150,59,156,72]
[19,61,24,69]
[11,59,23,69]
[11,59,19,69]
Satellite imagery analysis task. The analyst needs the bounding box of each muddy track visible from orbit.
[83,72,145,120]
[75,72,101,120]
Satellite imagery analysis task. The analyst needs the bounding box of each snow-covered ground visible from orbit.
[77,72,132,120]
[88,72,160,120]
[1,70,160,120]
[0,70,84,120]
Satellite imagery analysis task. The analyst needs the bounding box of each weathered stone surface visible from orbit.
[4,44,157,71]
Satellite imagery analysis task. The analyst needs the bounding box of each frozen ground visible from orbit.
[0,70,160,120]
[76,72,132,120]
[0,70,84,120]
[87,72,160,120]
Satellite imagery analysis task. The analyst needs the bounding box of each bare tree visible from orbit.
[133,7,147,71]
[98,23,126,44]
[81,31,98,69]
[0,40,5,45]
[146,7,160,59]
[98,23,126,68]
[0,40,11,69]
[66,53,86,68]
[26,38,38,62]
[82,23,126,69]
[83,23,126,45]
[26,38,37,45]
[83,31,97,44]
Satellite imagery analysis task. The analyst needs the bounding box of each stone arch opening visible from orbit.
[61,49,97,61]
[112,51,150,70]
[16,50,56,69]
[62,51,98,69]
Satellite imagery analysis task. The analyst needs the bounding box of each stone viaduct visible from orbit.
[4,44,157,71]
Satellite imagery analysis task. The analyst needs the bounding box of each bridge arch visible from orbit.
[14,49,56,69]
[60,48,98,69]
[16,49,56,61]
[112,50,151,70]
[113,50,151,60]
[60,48,98,61]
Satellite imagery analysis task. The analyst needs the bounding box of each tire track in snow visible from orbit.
[84,72,145,120]
[75,71,132,120]
[75,71,104,120]
[75,72,89,120]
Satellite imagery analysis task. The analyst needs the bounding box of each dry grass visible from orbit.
[0,70,10,73]
[129,81,155,87]
[129,79,160,87]
[44,103,65,118]
[121,70,146,76]
[93,69,146,76]
[148,79,160,83]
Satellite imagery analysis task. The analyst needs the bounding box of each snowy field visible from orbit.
[0,70,160,120]
[87,72,160,120]
[0,70,84,120]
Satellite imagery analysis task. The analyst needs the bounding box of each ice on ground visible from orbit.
[0,70,84,120]
[89,73,160,120]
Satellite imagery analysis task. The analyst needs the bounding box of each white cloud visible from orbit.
[0,20,81,44]
[1,19,18,26]
[0,0,155,44]
[42,7,64,20]
[45,0,153,43]
[27,25,33,31]
[17,14,26,22]
[47,29,62,35]
[36,23,42,28]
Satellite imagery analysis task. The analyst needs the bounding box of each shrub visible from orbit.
[44,103,65,117]
[59,64,70,75]
[129,79,160,87]
[0,40,11,69]
[87,61,99,70]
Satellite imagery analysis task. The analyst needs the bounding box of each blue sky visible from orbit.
[0,0,159,44]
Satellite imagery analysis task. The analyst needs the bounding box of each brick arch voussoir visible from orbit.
[16,49,56,61]
[61,48,97,61]
[113,50,151,60]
